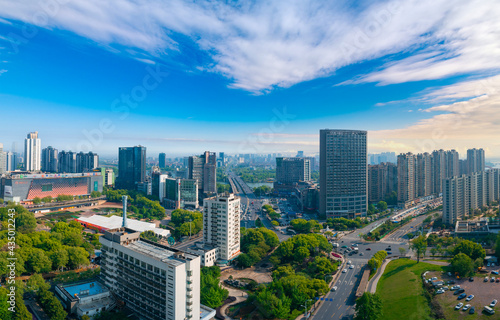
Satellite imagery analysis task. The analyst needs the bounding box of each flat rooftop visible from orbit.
[63,281,108,297]
[78,215,170,236]
[126,240,198,266]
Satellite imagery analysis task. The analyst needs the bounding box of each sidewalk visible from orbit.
[366,258,393,293]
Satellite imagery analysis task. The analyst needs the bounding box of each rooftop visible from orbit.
[63,281,108,298]
[78,215,170,237]
[126,239,198,266]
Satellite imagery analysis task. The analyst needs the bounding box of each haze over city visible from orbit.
[0,1,499,157]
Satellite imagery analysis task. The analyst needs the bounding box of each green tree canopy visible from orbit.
[410,235,427,263]
[452,239,486,261]
[451,253,474,277]
[354,292,383,320]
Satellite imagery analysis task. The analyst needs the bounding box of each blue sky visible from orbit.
[0,0,499,158]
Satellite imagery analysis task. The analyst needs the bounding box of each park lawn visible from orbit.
[376,259,446,320]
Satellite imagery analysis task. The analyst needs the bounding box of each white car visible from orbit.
[349,265,355,269]
[451,285,461,290]
[442,286,449,291]
[436,289,445,294]
[342,269,347,273]
[462,304,471,311]
[331,286,337,292]
[455,303,463,310]
[491,300,498,307]
[466,295,474,301]
[347,260,352,265]
[431,277,438,281]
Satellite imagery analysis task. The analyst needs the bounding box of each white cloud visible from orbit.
[0,69,7,75]
[0,0,498,92]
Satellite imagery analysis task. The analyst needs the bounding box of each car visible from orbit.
[463,304,471,311]
[349,265,355,269]
[366,248,371,251]
[359,252,364,256]
[436,289,445,294]
[448,272,452,277]
[469,306,475,314]
[386,251,392,255]
[484,277,489,282]
[491,277,496,282]
[331,286,337,292]
[347,260,352,265]
[431,277,438,281]
[352,243,358,247]
[455,303,464,310]
[341,245,348,248]
[385,247,391,251]
[487,262,491,267]
[451,285,461,290]
[469,277,474,282]
[466,295,474,301]
[458,293,467,300]
[496,278,500,283]
[442,286,449,291]
[491,270,499,275]
[491,299,498,307]
[342,269,347,273]
[454,288,465,295]
[448,280,456,284]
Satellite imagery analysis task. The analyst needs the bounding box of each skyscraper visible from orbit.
[117,146,146,190]
[416,152,432,197]
[41,146,58,173]
[397,152,416,206]
[159,152,167,168]
[24,131,41,171]
[76,152,99,172]
[445,149,459,178]
[0,143,6,174]
[275,157,311,185]
[6,151,19,172]
[319,129,367,219]
[202,193,240,263]
[188,151,216,194]
[467,148,485,174]
[431,149,446,194]
[58,151,77,173]
[368,162,397,202]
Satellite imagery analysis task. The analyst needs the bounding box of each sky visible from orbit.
[0,0,499,158]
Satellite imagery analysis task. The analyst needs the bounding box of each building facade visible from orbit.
[275,157,311,185]
[202,193,240,263]
[24,131,41,171]
[467,148,485,174]
[188,151,216,194]
[397,153,416,206]
[319,129,367,219]
[159,153,167,168]
[100,228,201,320]
[368,162,397,203]
[58,151,77,173]
[41,146,58,173]
[117,146,146,190]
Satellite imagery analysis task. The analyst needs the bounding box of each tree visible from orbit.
[294,247,310,262]
[398,247,407,256]
[37,288,67,320]
[496,233,500,259]
[236,253,253,268]
[271,220,279,226]
[451,253,474,277]
[67,247,89,269]
[50,249,69,271]
[411,235,427,263]
[376,201,387,212]
[200,267,228,308]
[32,197,42,205]
[27,249,52,274]
[90,190,101,198]
[452,240,486,261]
[354,292,383,320]
[26,273,50,294]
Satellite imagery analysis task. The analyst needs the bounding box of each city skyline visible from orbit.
[0,1,499,156]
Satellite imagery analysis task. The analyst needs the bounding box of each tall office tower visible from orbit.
[0,143,6,174]
[397,152,416,205]
[467,148,485,174]
[443,175,469,225]
[152,171,169,201]
[100,228,201,320]
[159,153,167,168]
[202,193,240,263]
[319,129,367,219]
[58,151,77,173]
[41,146,58,173]
[296,151,304,157]
[24,131,41,171]
[445,149,460,178]
[459,159,468,176]
[116,146,146,190]
[76,152,99,172]
[275,157,311,184]
[219,152,225,165]
[163,178,199,209]
[431,149,446,195]
[416,153,432,197]
[6,151,18,172]
[188,151,217,194]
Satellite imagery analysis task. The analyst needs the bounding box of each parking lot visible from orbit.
[428,271,500,319]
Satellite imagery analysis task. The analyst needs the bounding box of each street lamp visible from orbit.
[302,299,313,319]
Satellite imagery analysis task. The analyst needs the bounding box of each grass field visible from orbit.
[376,259,446,320]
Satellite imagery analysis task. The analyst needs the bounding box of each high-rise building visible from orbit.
[202,193,240,263]
[188,151,216,194]
[467,148,485,174]
[76,152,99,172]
[275,157,311,185]
[431,149,446,195]
[459,159,468,176]
[296,151,304,157]
[116,146,146,190]
[58,150,77,173]
[219,152,225,165]
[159,153,167,168]
[41,146,58,173]
[445,149,459,178]
[416,152,432,197]
[0,143,6,174]
[319,129,367,219]
[99,228,201,320]
[5,151,19,172]
[163,178,199,209]
[24,131,41,171]
[397,153,416,206]
[368,162,397,203]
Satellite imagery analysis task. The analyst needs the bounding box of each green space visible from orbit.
[236,227,279,268]
[232,166,275,183]
[376,259,446,320]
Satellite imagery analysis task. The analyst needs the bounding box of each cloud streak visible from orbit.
[0,0,499,92]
